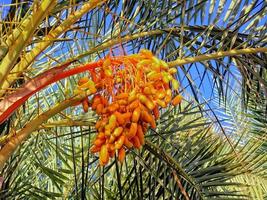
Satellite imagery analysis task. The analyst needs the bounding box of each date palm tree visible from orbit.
[0,0,266,199]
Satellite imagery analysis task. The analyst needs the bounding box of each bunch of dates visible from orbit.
[76,49,182,166]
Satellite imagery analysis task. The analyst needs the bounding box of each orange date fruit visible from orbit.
[132,107,141,122]
[115,135,125,150]
[99,145,109,165]
[172,94,182,106]
[118,147,126,163]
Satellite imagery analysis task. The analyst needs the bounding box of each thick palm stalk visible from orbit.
[0,61,101,124]
[168,47,267,67]
[0,0,57,86]
[0,0,107,94]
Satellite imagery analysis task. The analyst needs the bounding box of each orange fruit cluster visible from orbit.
[77,49,182,166]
